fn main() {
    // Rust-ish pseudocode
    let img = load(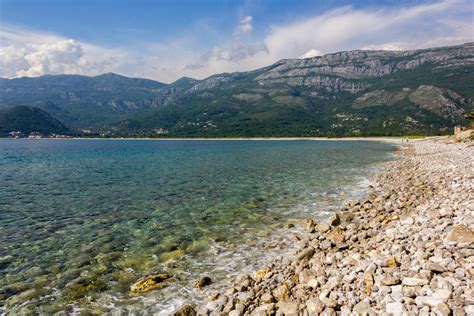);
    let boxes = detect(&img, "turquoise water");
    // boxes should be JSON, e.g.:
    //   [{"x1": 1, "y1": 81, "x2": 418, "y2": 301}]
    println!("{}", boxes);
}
[{"x1": 0, "y1": 139, "x2": 395, "y2": 314}]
